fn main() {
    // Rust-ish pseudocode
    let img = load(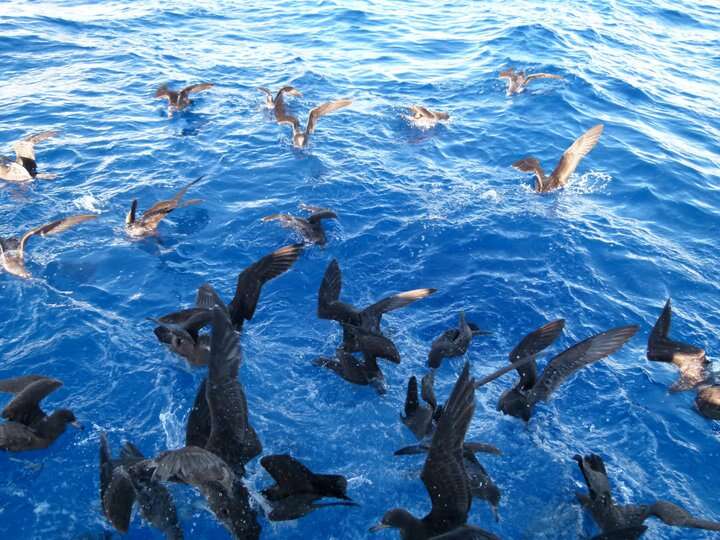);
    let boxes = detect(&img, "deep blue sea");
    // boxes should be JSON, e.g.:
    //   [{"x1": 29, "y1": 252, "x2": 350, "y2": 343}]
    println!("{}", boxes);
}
[{"x1": 1, "y1": 1, "x2": 720, "y2": 538}]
